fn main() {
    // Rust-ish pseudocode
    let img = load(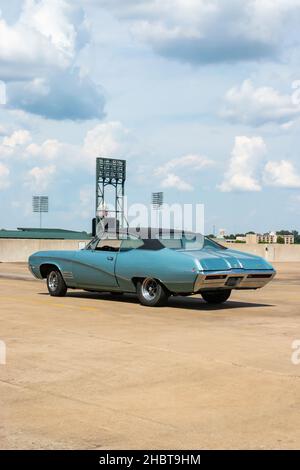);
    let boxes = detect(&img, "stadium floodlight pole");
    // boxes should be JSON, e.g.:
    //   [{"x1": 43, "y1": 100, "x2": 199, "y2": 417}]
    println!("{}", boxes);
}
[
  {"x1": 96, "y1": 158, "x2": 126, "y2": 230},
  {"x1": 32, "y1": 196, "x2": 49, "y2": 229},
  {"x1": 152, "y1": 192, "x2": 164, "y2": 228}
]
